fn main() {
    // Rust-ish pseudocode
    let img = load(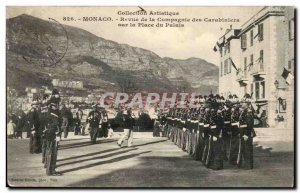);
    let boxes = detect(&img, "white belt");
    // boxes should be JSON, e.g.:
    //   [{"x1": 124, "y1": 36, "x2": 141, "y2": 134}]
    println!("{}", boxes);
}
[
  {"x1": 171, "y1": 118, "x2": 175, "y2": 121},
  {"x1": 224, "y1": 121, "x2": 230, "y2": 124},
  {"x1": 181, "y1": 121, "x2": 186, "y2": 124},
  {"x1": 204, "y1": 124, "x2": 209, "y2": 127},
  {"x1": 199, "y1": 123, "x2": 204, "y2": 126},
  {"x1": 231, "y1": 122, "x2": 238, "y2": 126},
  {"x1": 187, "y1": 119, "x2": 191, "y2": 121},
  {"x1": 210, "y1": 125, "x2": 216, "y2": 129},
  {"x1": 240, "y1": 124, "x2": 247, "y2": 128}
]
